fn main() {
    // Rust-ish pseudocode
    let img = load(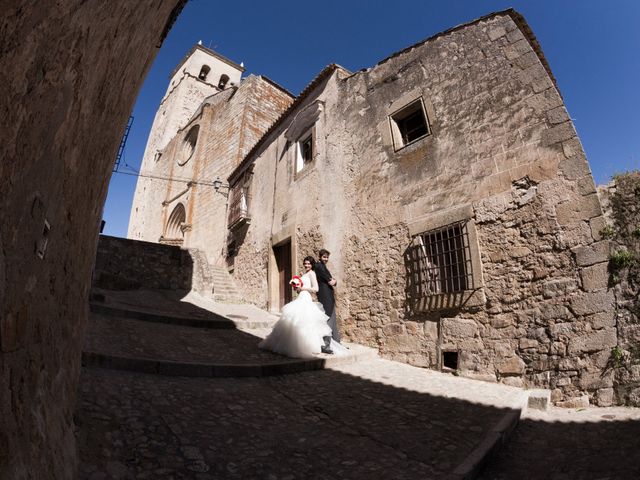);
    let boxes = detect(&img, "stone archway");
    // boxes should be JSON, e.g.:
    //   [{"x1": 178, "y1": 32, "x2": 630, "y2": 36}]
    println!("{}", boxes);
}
[
  {"x1": 0, "y1": 1, "x2": 187, "y2": 477},
  {"x1": 162, "y1": 203, "x2": 187, "y2": 245}
]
